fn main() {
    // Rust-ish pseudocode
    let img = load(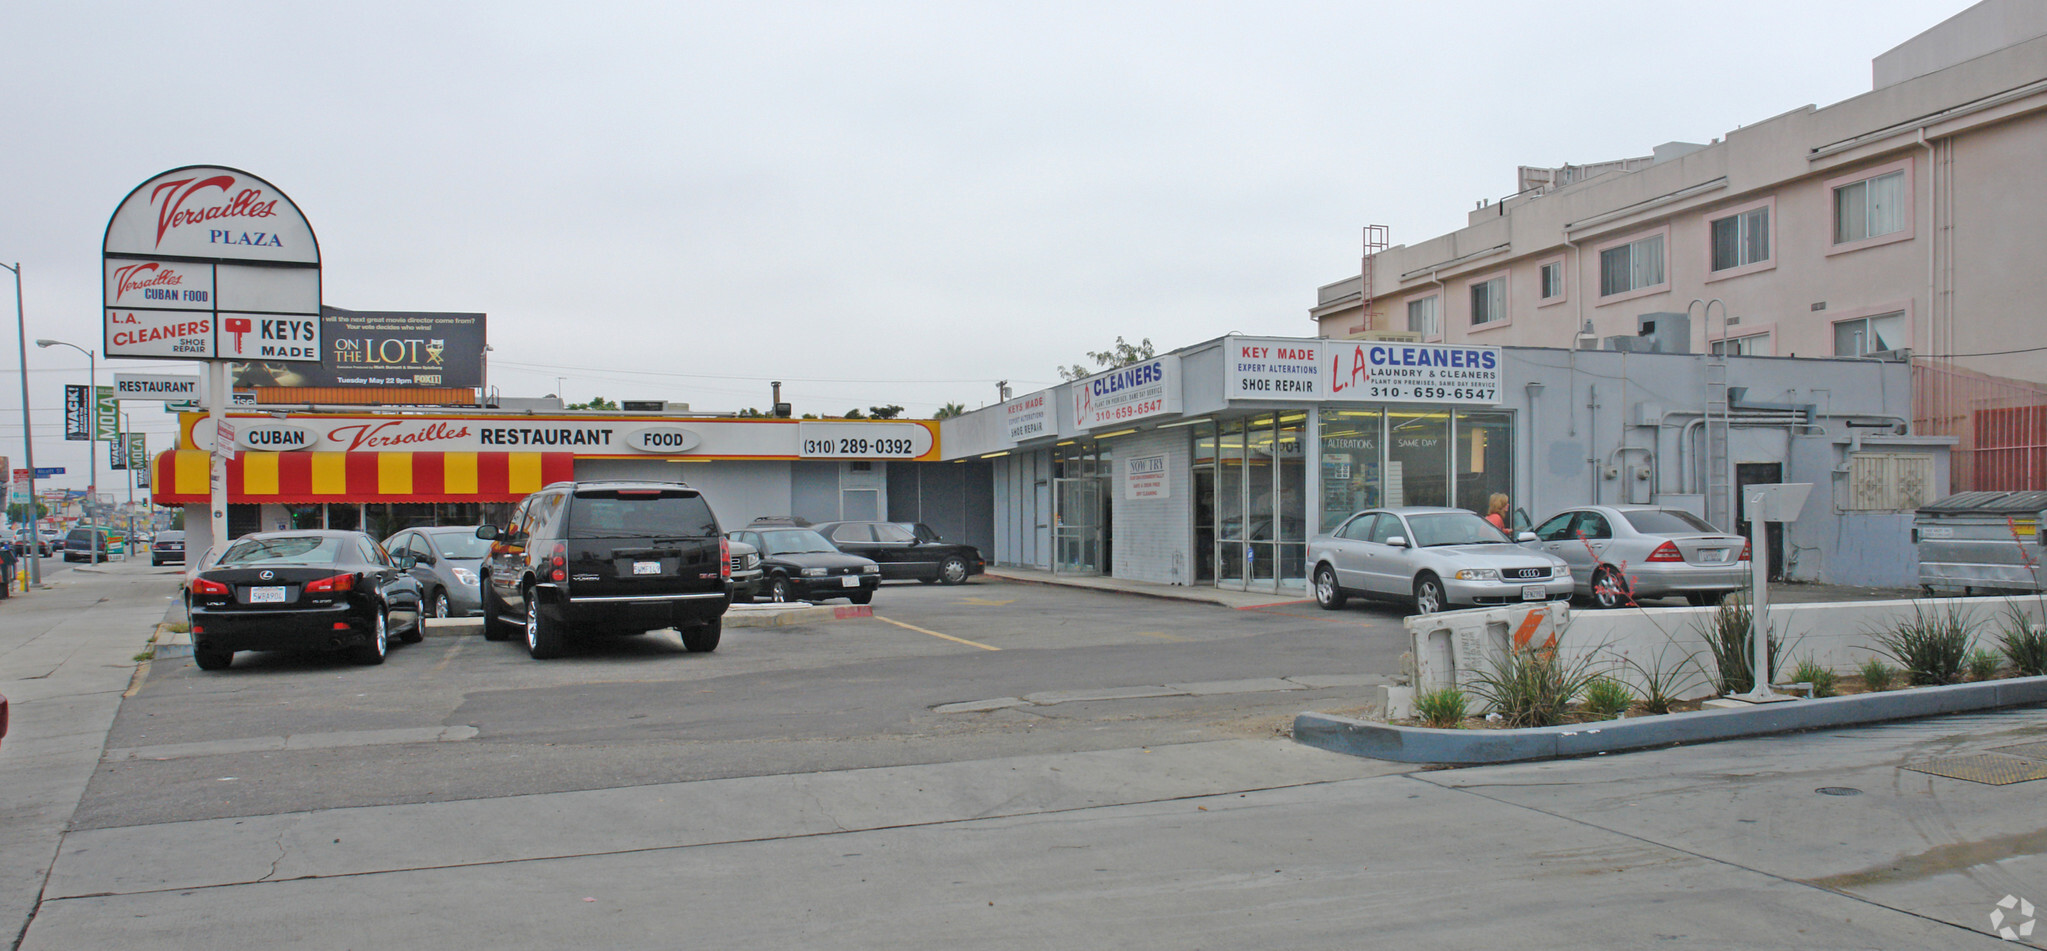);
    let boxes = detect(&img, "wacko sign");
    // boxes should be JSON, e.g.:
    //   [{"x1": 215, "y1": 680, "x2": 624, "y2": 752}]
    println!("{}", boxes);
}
[{"x1": 102, "y1": 166, "x2": 322, "y2": 362}]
